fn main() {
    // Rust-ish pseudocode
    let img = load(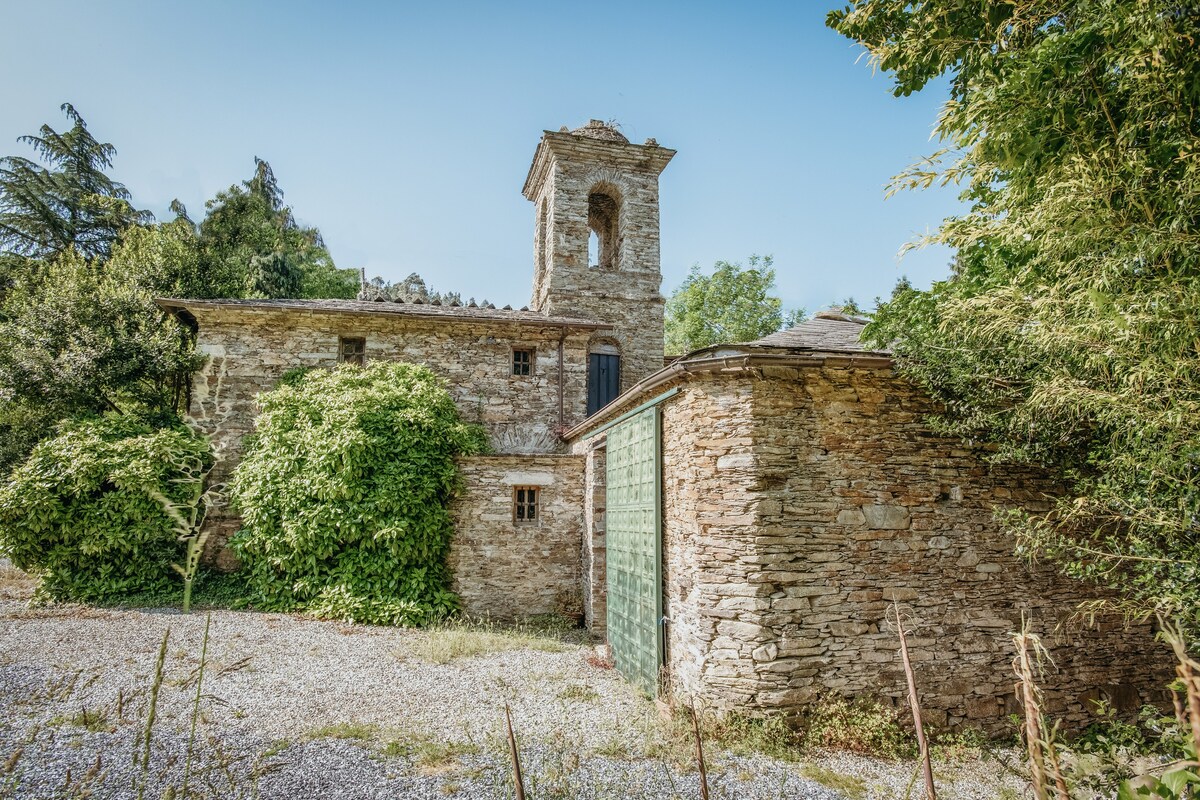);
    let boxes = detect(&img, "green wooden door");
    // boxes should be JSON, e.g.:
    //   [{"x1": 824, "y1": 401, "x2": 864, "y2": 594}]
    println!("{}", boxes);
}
[{"x1": 605, "y1": 406, "x2": 663, "y2": 696}]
